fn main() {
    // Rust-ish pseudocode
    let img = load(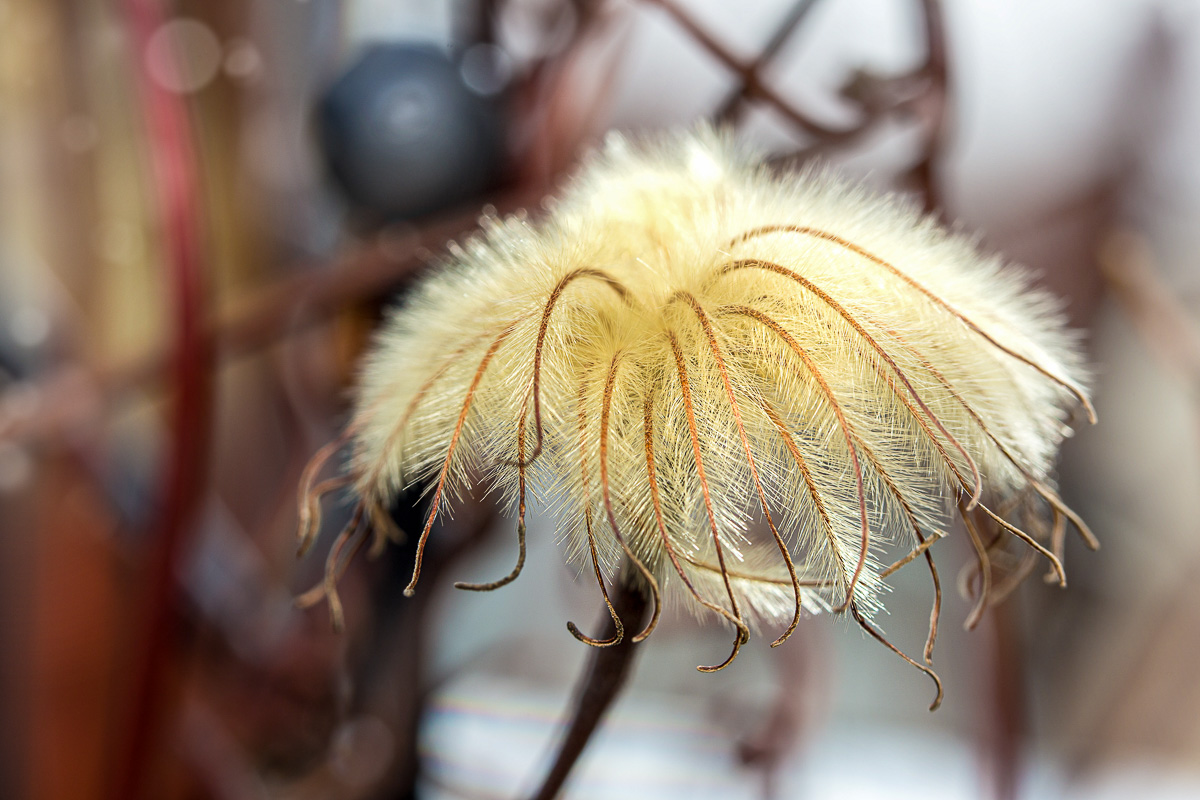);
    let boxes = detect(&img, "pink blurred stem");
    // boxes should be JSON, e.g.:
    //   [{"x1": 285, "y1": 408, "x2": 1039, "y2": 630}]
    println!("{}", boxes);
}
[{"x1": 108, "y1": 1, "x2": 212, "y2": 799}]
